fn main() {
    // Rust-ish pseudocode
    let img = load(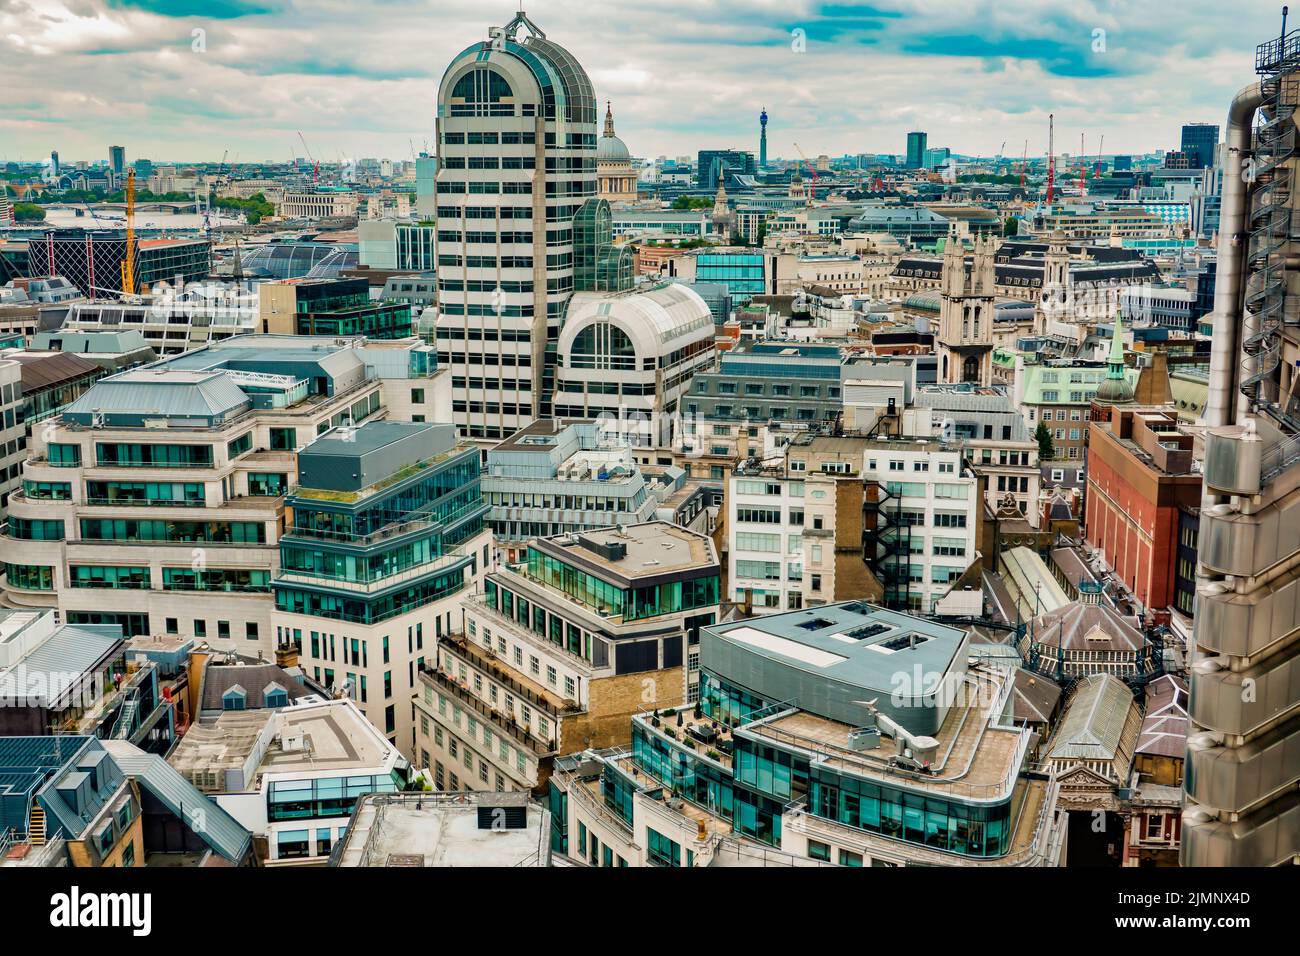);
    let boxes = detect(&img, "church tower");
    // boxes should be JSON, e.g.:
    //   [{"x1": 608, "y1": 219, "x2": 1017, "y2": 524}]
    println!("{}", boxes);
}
[
  {"x1": 936, "y1": 229, "x2": 997, "y2": 385},
  {"x1": 712, "y1": 167, "x2": 735, "y2": 241},
  {"x1": 1035, "y1": 229, "x2": 1071, "y2": 334}
]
